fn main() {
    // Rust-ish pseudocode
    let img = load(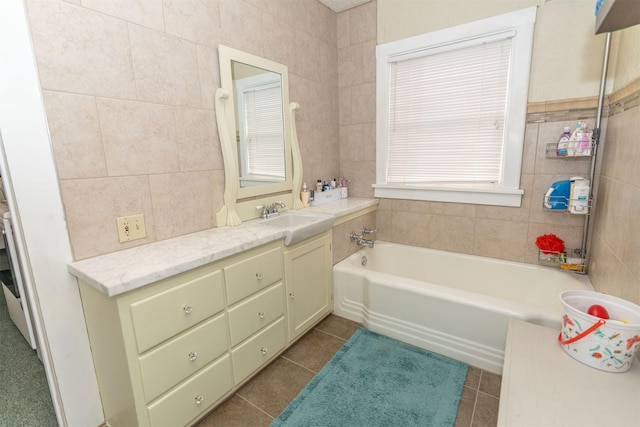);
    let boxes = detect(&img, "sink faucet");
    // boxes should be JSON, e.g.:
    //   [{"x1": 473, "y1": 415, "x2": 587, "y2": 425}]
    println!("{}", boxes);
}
[{"x1": 257, "y1": 201, "x2": 286, "y2": 219}]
